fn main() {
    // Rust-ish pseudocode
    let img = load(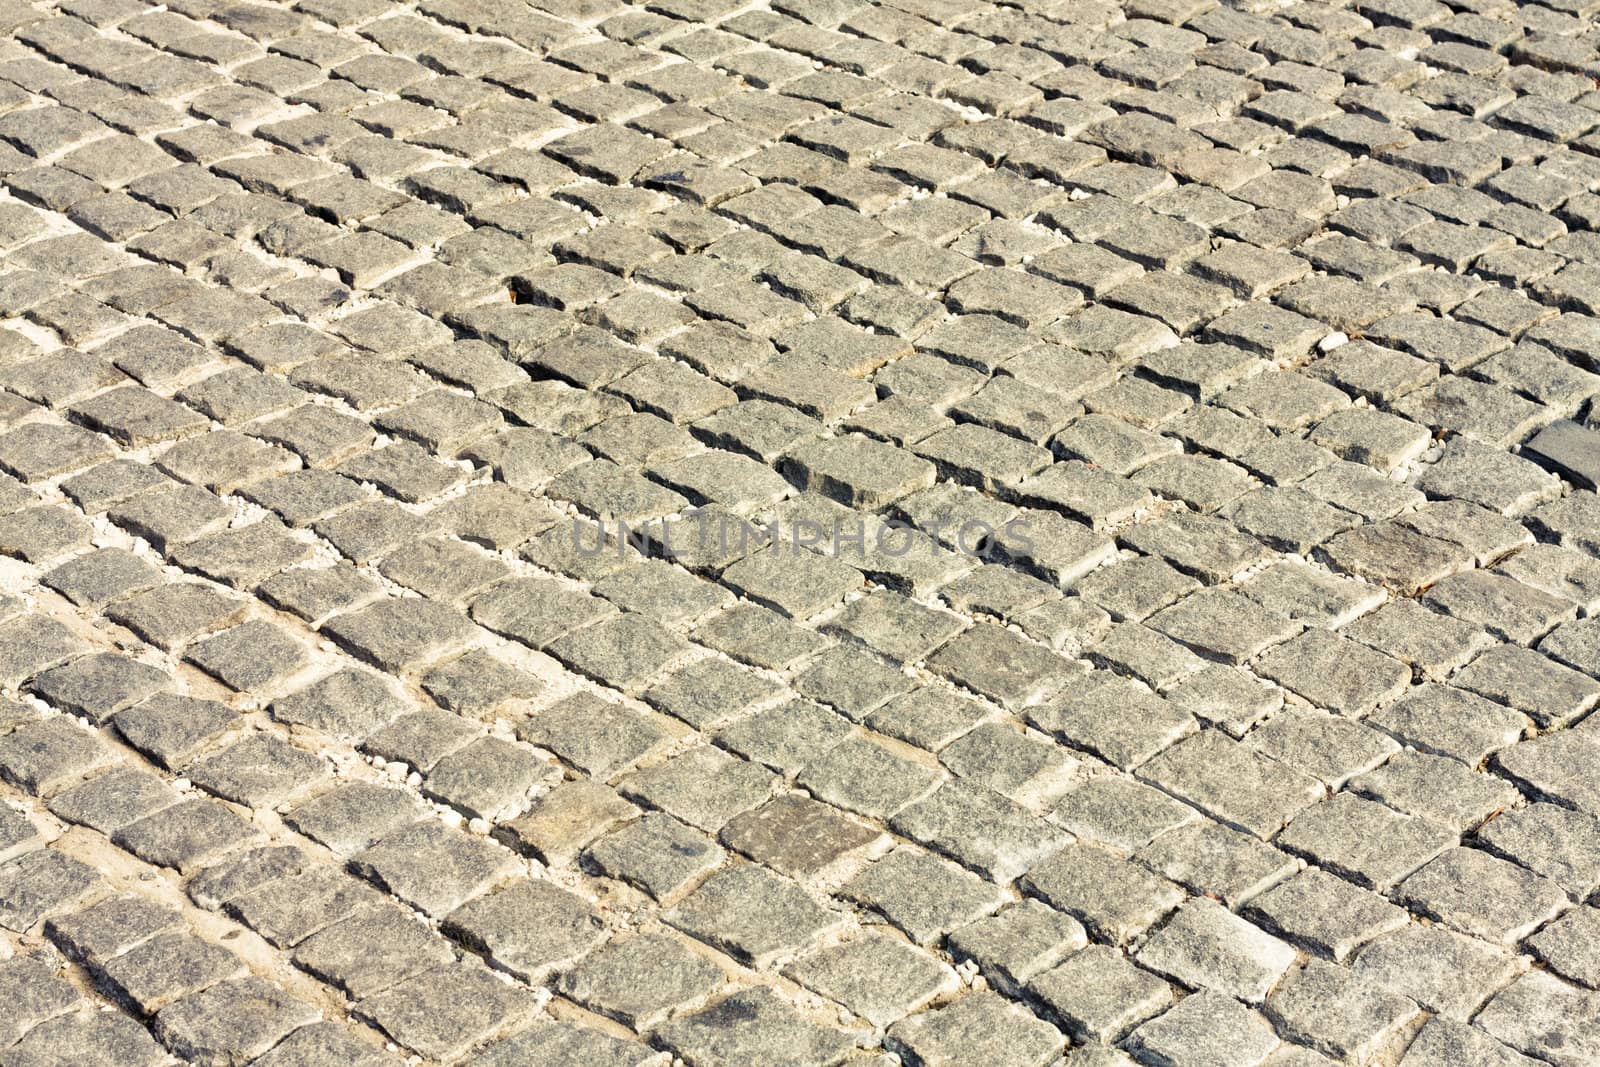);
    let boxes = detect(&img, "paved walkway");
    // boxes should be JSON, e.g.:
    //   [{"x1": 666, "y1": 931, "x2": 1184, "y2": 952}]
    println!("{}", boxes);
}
[{"x1": 0, "y1": 0, "x2": 1599, "y2": 1063}]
